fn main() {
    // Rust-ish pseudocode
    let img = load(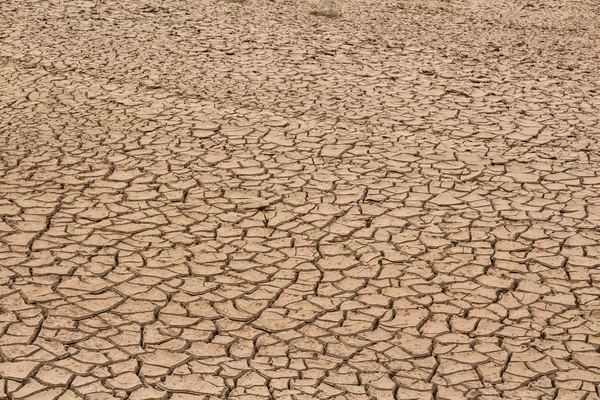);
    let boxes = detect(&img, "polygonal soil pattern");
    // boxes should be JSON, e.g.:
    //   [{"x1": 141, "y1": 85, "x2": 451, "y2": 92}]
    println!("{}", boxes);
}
[{"x1": 1, "y1": 0, "x2": 600, "y2": 398}]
